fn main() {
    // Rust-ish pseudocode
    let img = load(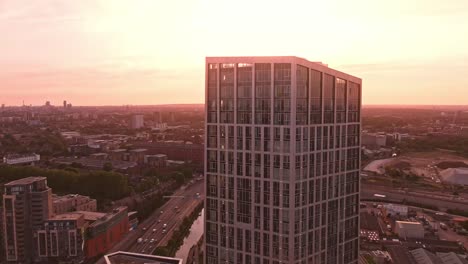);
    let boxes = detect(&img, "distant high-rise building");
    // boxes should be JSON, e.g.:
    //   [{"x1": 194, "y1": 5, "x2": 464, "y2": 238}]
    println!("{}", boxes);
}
[
  {"x1": 45, "y1": 101, "x2": 51, "y2": 107},
  {"x1": 2, "y1": 177, "x2": 53, "y2": 263},
  {"x1": 23, "y1": 111, "x2": 33, "y2": 122},
  {"x1": 63, "y1": 100, "x2": 67, "y2": 108},
  {"x1": 169, "y1": 112, "x2": 175, "y2": 123},
  {"x1": 154, "y1": 111, "x2": 162, "y2": 123},
  {"x1": 130, "y1": 114, "x2": 144, "y2": 129},
  {"x1": 1, "y1": 104, "x2": 5, "y2": 109},
  {"x1": 204, "y1": 57, "x2": 362, "y2": 264}
]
